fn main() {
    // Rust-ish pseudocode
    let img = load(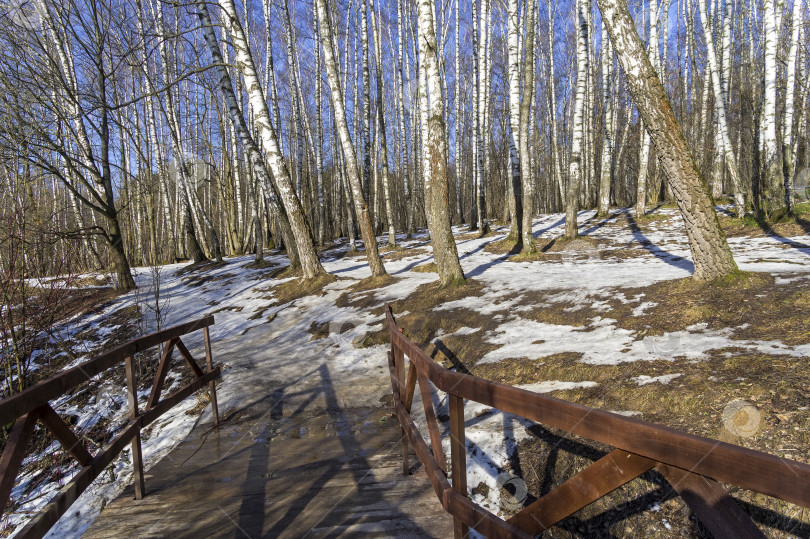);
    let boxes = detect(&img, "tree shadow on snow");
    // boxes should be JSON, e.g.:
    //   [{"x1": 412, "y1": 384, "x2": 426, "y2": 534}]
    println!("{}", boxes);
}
[{"x1": 624, "y1": 211, "x2": 695, "y2": 272}]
